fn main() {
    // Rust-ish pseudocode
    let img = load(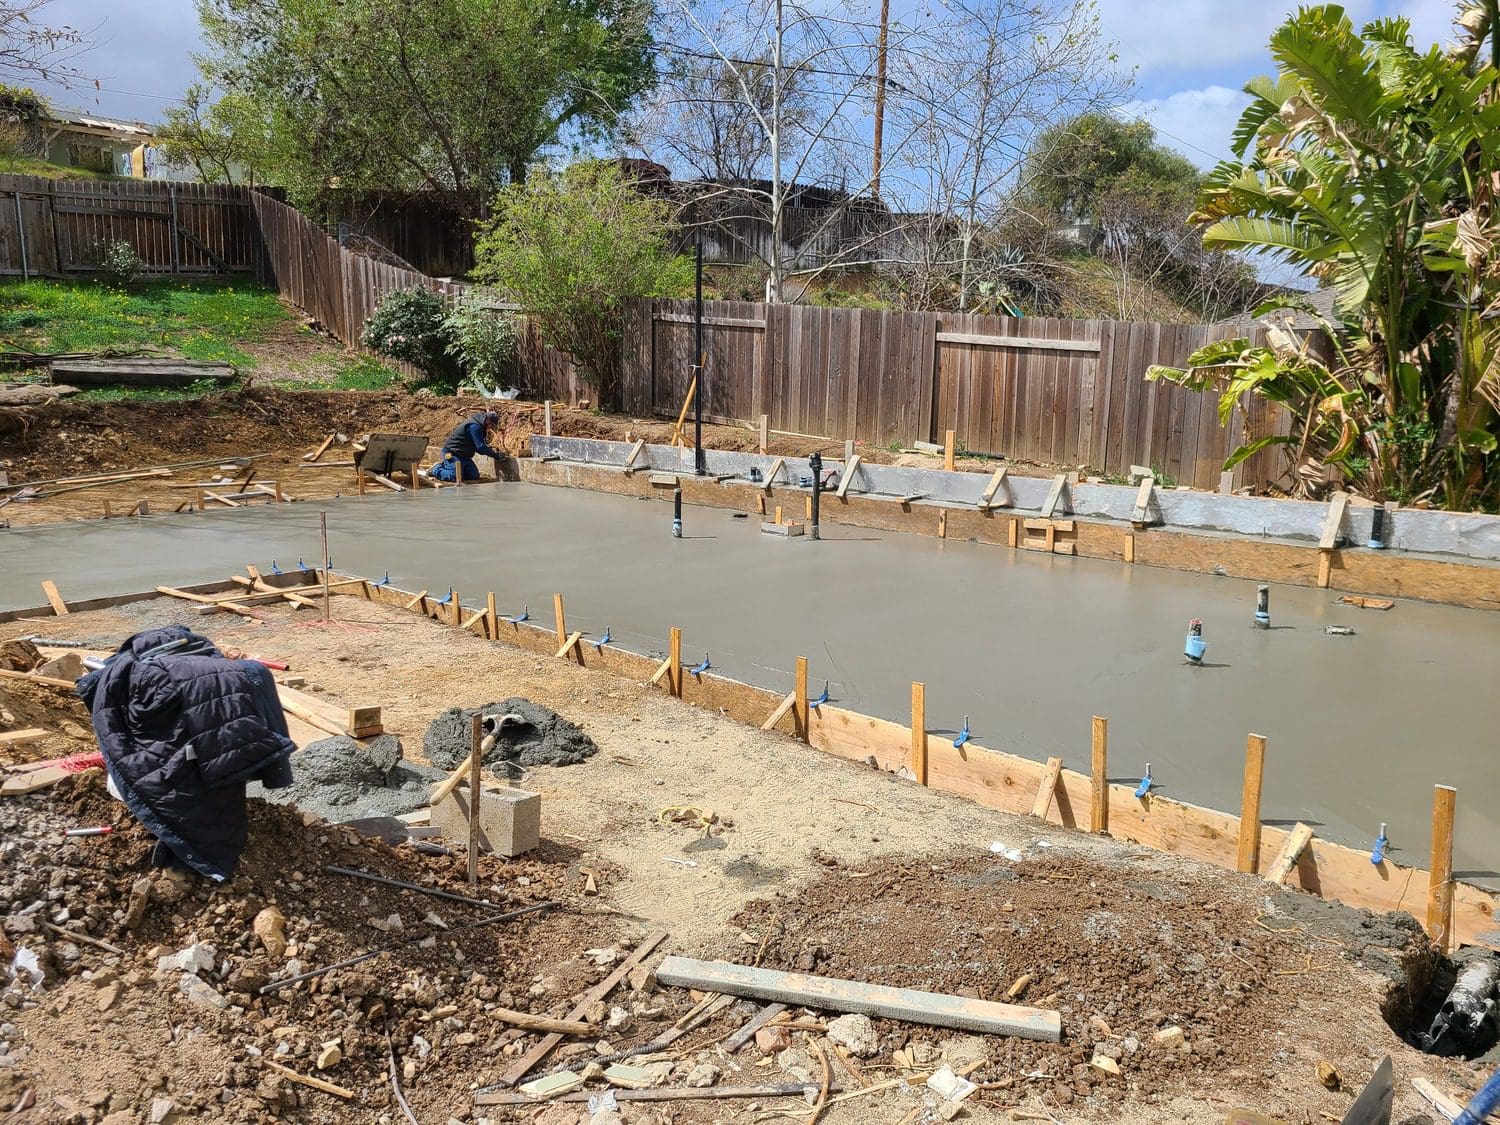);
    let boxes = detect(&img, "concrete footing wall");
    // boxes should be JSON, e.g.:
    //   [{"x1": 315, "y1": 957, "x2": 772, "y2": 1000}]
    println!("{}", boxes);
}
[{"x1": 532, "y1": 436, "x2": 1500, "y2": 562}]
